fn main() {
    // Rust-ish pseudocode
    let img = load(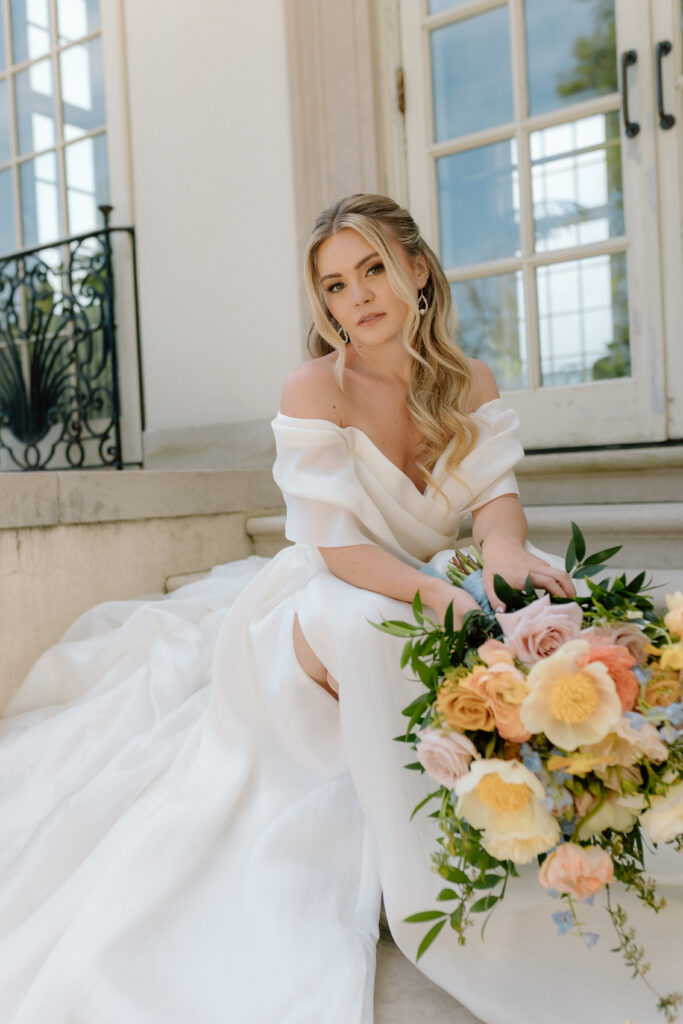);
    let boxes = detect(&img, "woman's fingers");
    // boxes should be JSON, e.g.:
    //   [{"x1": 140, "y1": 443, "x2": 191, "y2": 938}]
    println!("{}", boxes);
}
[{"x1": 482, "y1": 563, "x2": 576, "y2": 610}]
